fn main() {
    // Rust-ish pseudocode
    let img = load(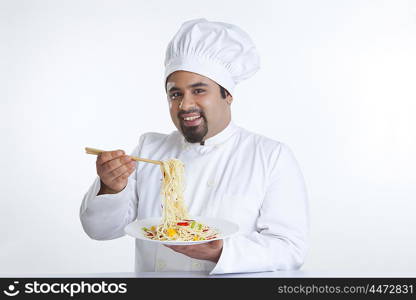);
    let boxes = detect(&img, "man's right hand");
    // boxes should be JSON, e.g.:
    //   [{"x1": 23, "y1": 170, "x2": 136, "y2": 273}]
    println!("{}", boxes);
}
[{"x1": 96, "y1": 150, "x2": 136, "y2": 195}]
